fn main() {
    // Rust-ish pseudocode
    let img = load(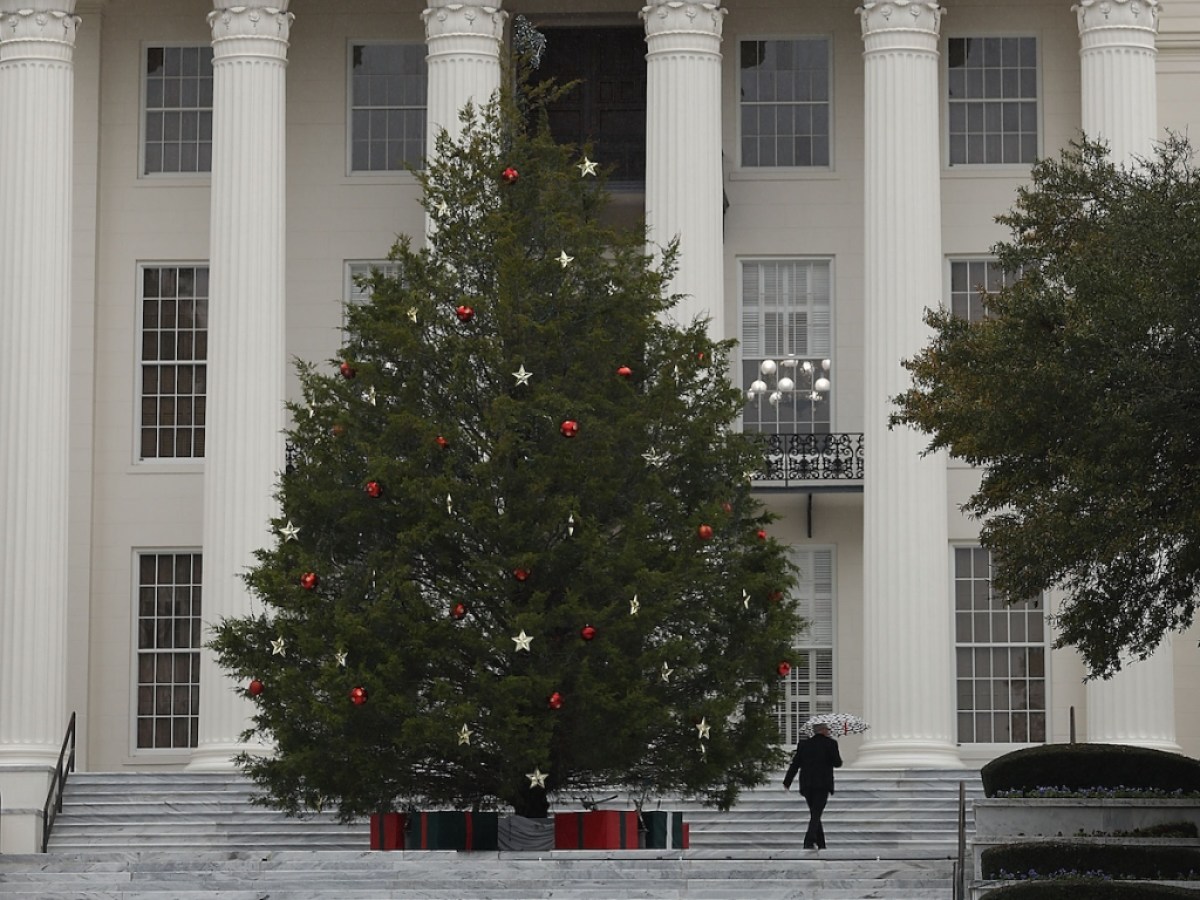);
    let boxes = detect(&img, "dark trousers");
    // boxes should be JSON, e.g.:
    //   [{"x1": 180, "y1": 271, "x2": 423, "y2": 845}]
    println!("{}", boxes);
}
[{"x1": 802, "y1": 790, "x2": 829, "y2": 848}]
